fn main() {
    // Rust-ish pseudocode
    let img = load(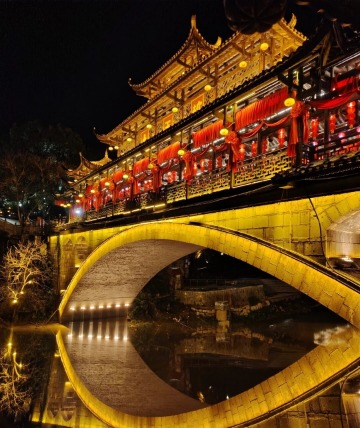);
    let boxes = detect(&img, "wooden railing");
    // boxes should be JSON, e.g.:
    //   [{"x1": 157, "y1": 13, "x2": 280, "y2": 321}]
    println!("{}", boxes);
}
[{"x1": 69, "y1": 129, "x2": 360, "y2": 224}]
